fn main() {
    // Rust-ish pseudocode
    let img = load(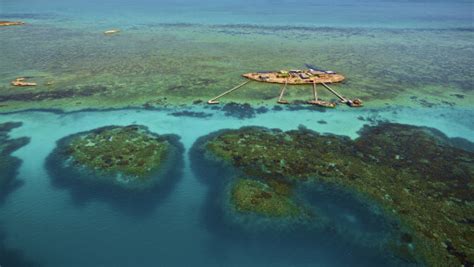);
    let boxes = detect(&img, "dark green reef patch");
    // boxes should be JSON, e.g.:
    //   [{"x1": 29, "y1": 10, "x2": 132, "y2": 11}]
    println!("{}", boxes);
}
[
  {"x1": 168, "y1": 110, "x2": 213, "y2": 118},
  {"x1": 191, "y1": 128, "x2": 400, "y2": 259},
  {"x1": 46, "y1": 125, "x2": 183, "y2": 215},
  {"x1": 0, "y1": 123, "x2": 35, "y2": 264},
  {"x1": 221, "y1": 102, "x2": 258, "y2": 119},
  {"x1": 0, "y1": 85, "x2": 106, "y2": 103},
  {"x1": 191, "y1": 123, "x2": 474, "y2": 266},
  {"x1": 0, "y1": 122, "x2": 30, "y2": 203}
]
